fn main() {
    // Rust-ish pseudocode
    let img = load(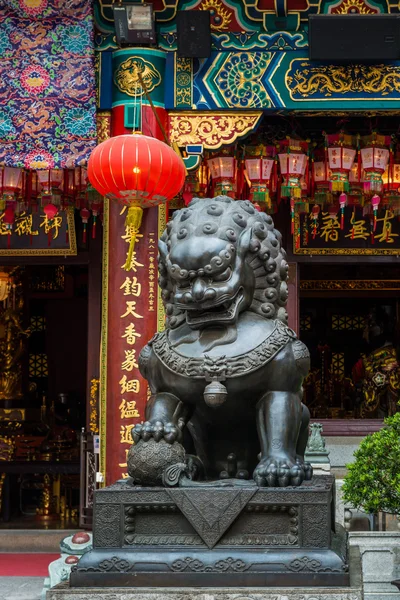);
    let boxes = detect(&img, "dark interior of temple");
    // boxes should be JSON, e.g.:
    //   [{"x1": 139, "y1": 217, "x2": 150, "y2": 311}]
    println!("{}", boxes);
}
[
  {"x1": 299, "y1": 264, "x2": 400, "y2": 420},
  {"x1": 0, "y1": 265, "x2": 88, "y2": 527}
]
